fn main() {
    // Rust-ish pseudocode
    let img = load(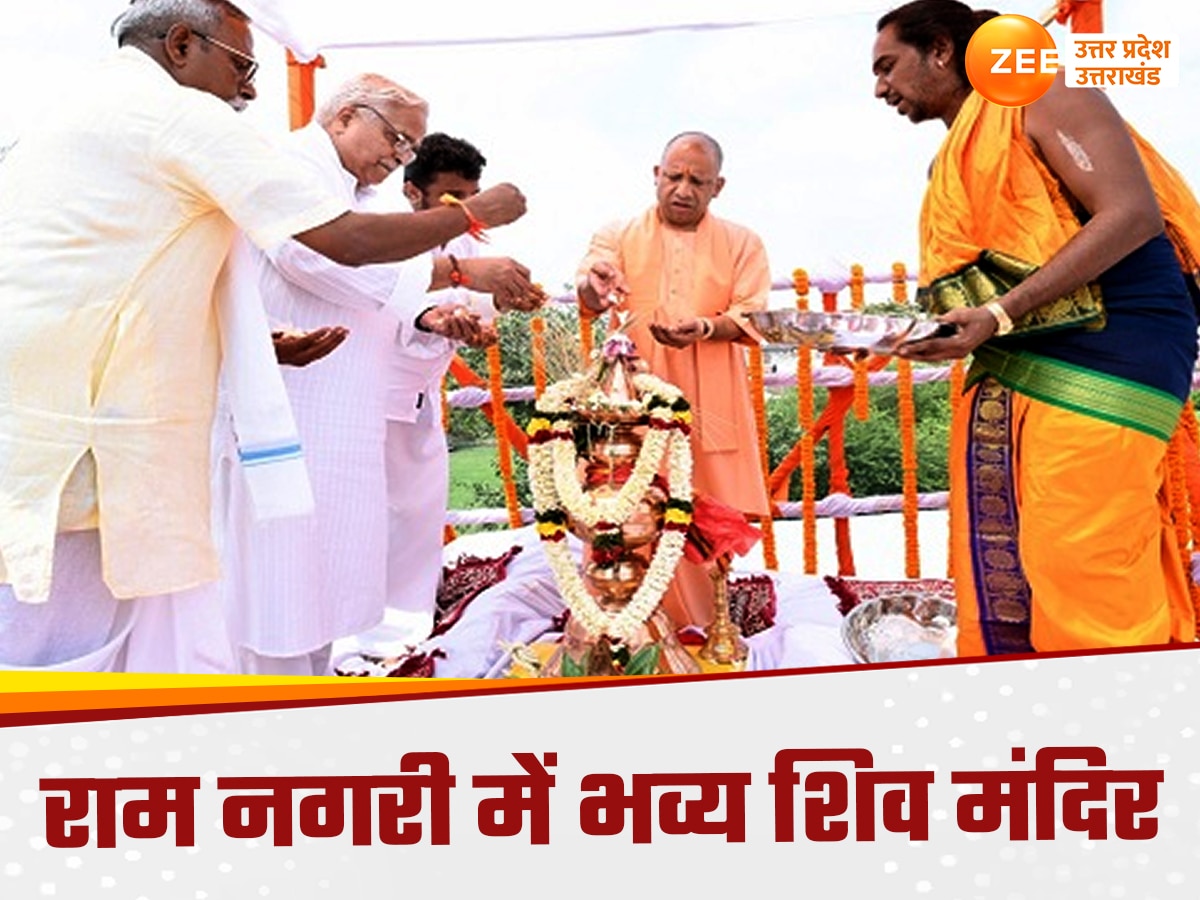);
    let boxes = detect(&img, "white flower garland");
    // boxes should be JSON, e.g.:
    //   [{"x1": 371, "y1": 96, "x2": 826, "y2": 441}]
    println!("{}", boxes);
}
[
  {"x1": 530, "y1": 431, "x2": 692, "y2": 641},
  {"x1": 528, "y1": 368, "x2": 694, "y2": 641},
  {"x1": 550, "y1": 425, "x2": 669, "y2": 528}
]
